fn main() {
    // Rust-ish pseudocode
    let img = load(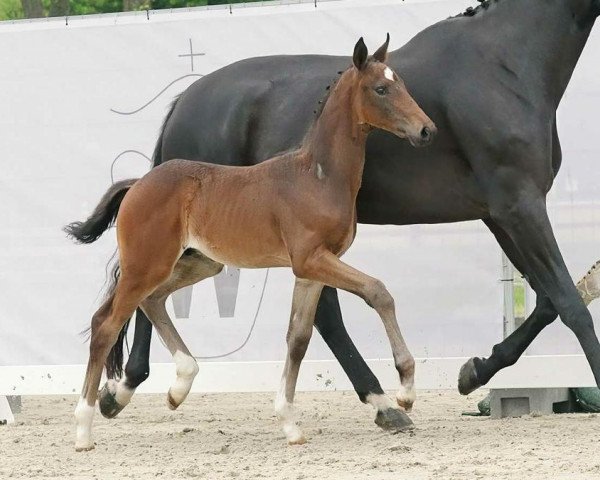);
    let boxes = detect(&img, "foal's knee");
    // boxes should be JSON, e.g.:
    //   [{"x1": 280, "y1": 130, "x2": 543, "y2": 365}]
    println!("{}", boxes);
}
[
  {"x1": 363, "y1": 279, "x2": 395, "y2": 313},
  {"x1": 287, "y1": 329, "x2": 312, "y2": 363}
]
